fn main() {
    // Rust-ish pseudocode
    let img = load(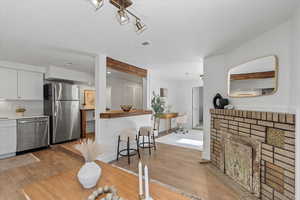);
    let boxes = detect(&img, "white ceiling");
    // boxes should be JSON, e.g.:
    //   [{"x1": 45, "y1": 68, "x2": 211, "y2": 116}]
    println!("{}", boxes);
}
[{"x1": 0, "y1": 0, "x2": 297, "y2": 79}]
